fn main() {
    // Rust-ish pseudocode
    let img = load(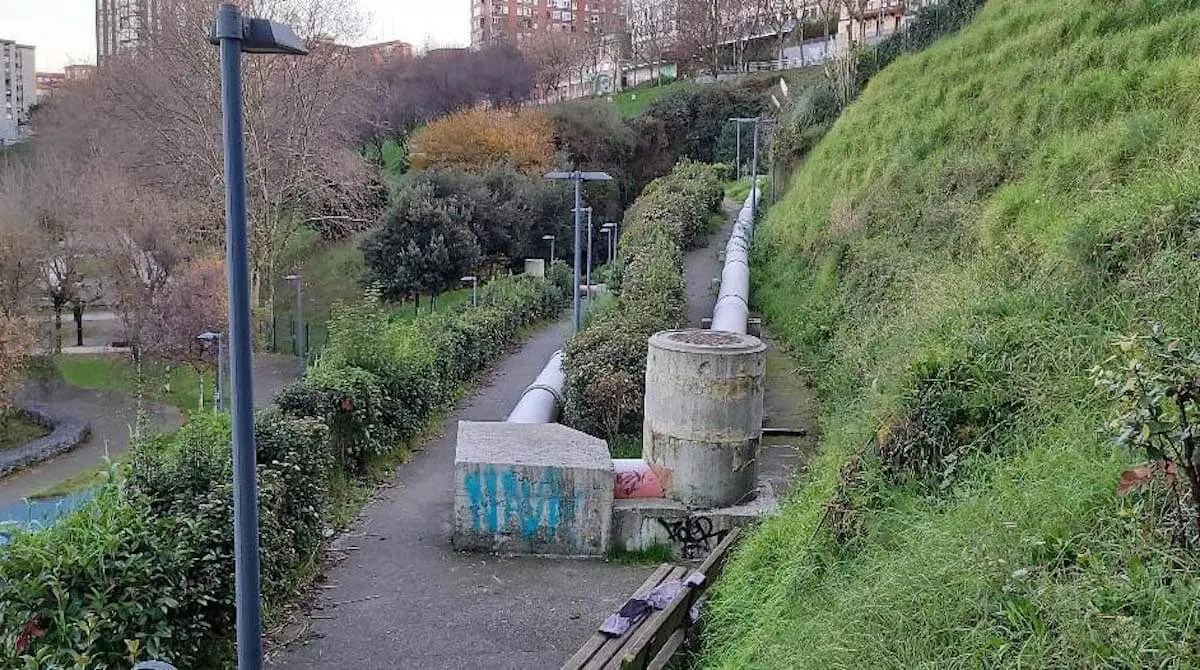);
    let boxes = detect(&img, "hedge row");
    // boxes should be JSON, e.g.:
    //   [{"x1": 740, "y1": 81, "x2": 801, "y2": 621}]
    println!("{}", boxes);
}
[
  {"x1": 0, "y1": 271, "x2": 570, "y2": 668},
  {"x1": 563, "y1": 160, "x2": 724, "y2": 438}
]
